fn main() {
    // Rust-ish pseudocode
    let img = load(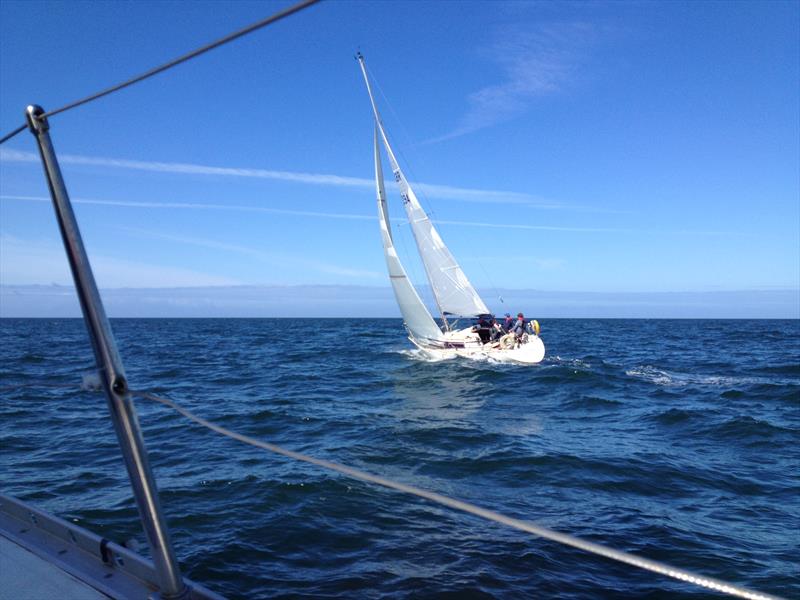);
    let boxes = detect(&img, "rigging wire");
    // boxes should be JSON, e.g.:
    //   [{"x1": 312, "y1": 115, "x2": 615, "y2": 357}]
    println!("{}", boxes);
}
[
  {"x1": 120, "y1": 387, "x2": 778, "y2": 600},
  {"x1": 476, "y1": 259, "x2": 505, "y2": 307},
  {"x1": 0, "y1": 124, "x2": 27, "y2": 146},
  {"x1": 0, "y1": 0, "x2": 322, "y2": 145}
]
